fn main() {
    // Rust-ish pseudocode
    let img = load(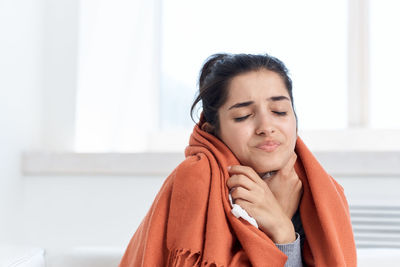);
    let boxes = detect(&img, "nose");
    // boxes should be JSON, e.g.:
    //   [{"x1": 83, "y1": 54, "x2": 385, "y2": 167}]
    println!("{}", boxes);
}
[{"x1": 255, "y1": 113, "x2": 275, "y2": 136}]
